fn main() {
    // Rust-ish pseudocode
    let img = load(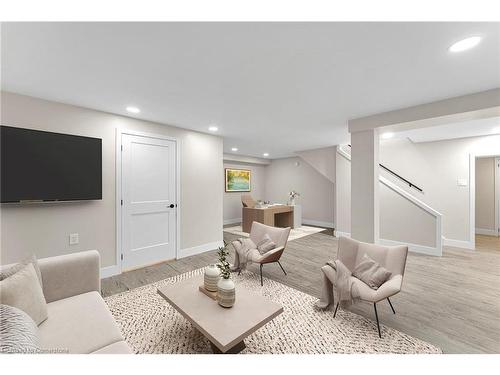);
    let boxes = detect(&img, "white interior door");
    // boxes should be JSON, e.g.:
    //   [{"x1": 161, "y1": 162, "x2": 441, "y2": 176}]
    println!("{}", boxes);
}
[{"x1": 121, "y1": 133, "x2": 177, "y2": 270}]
